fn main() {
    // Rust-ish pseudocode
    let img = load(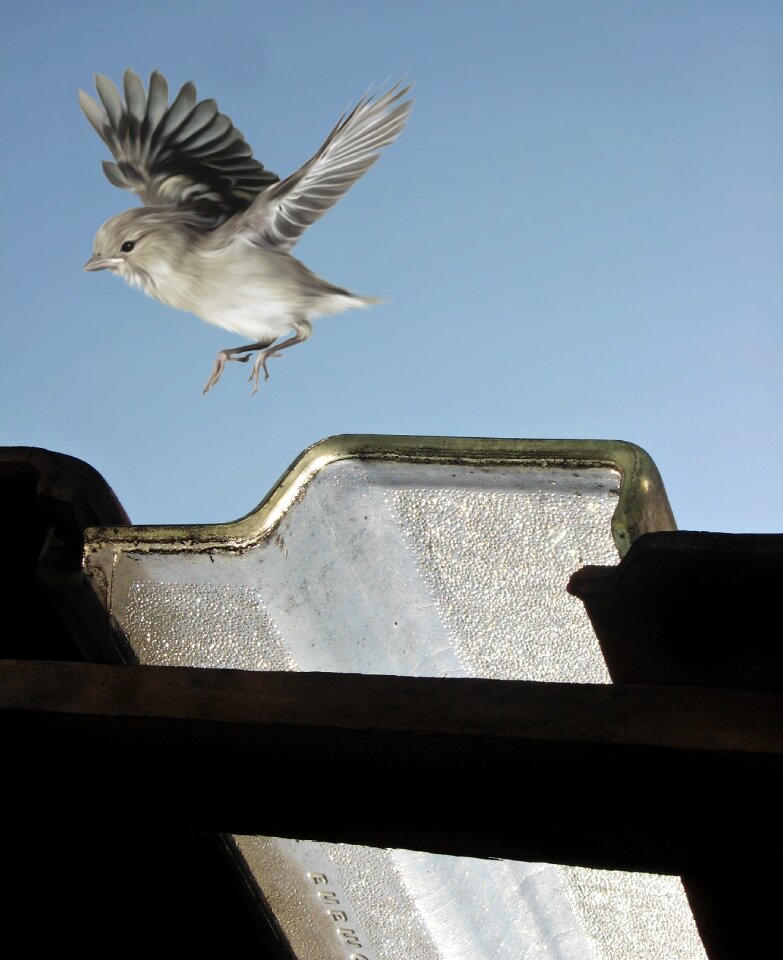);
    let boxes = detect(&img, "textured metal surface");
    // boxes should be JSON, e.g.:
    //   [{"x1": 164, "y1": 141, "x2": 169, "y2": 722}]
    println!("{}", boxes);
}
[
  {"x1": 109, "y1": 461, "x2": 616, "y2": 681},
  {"x1": 83, "y1": 437, "x2": 701, "y2": 960},
  {"x1": 233, "y1": 840, "x2": 705, "y2": 960}
]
